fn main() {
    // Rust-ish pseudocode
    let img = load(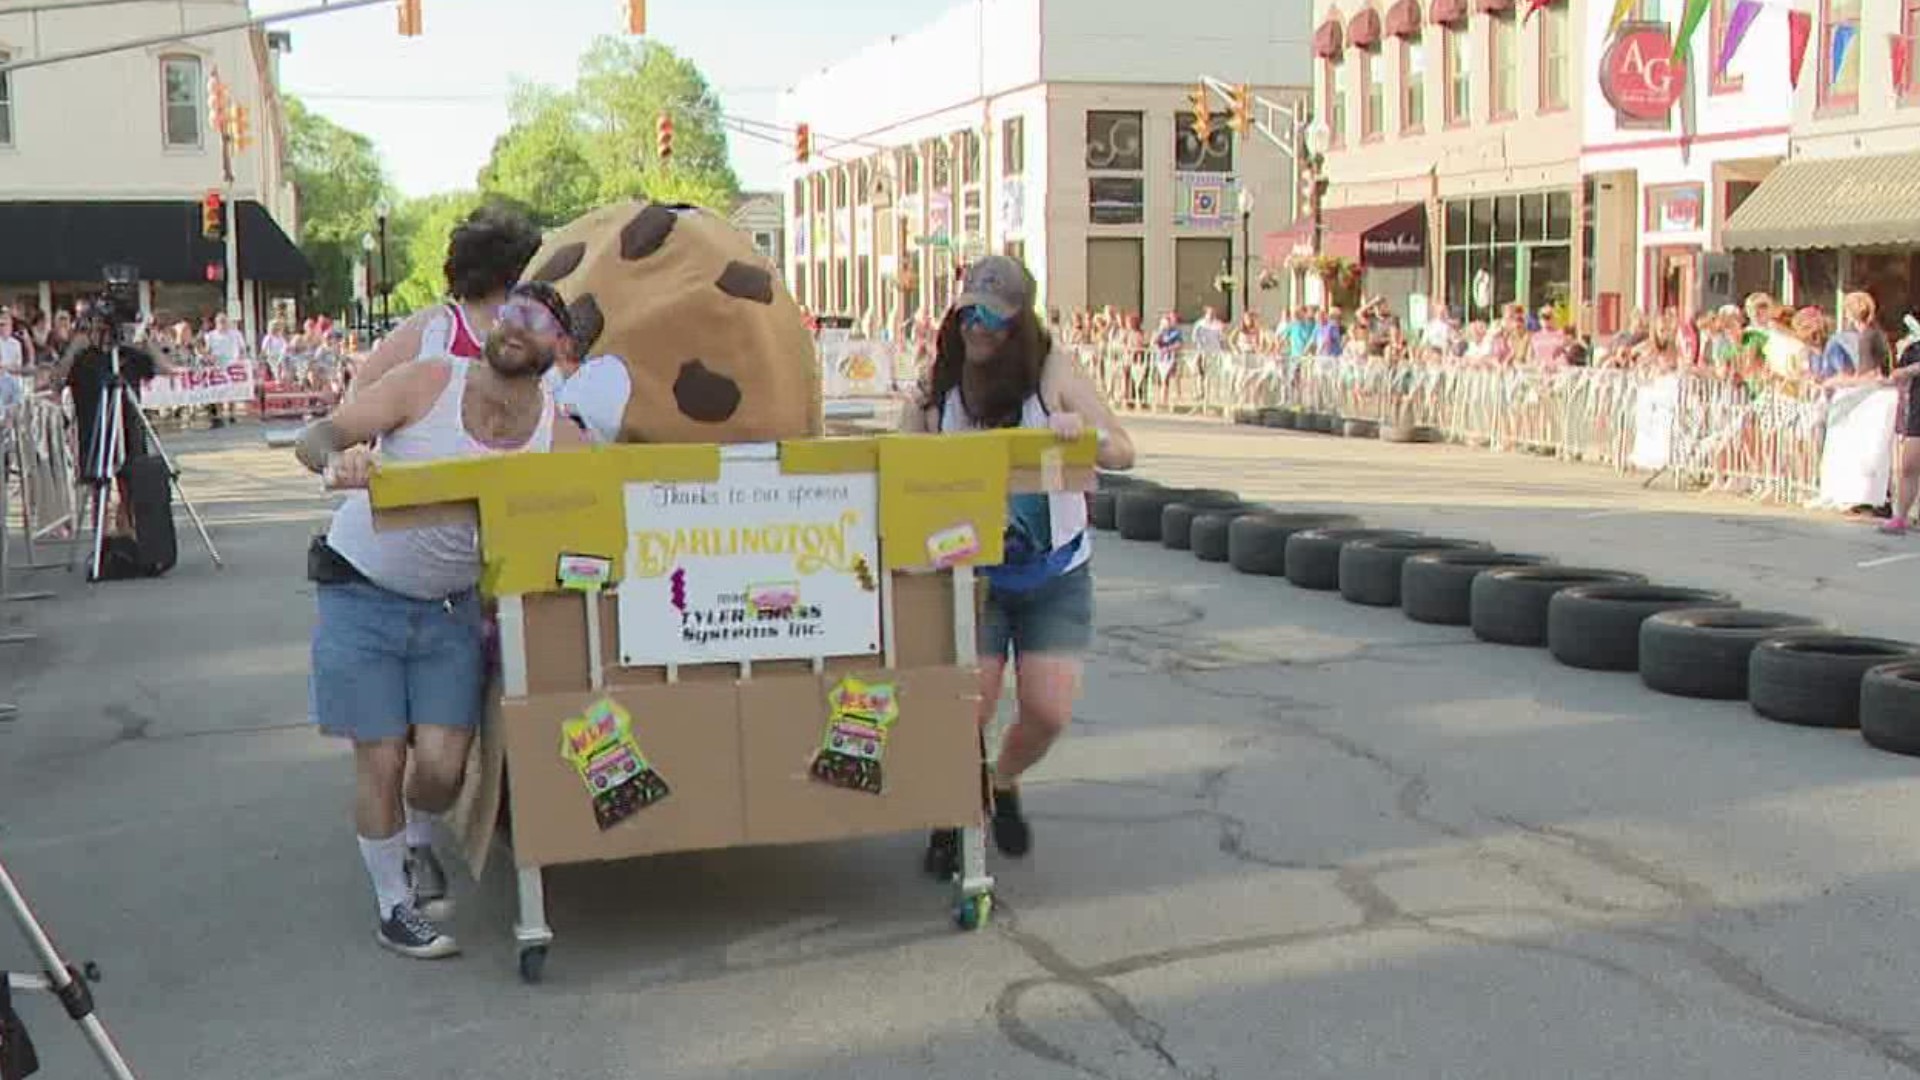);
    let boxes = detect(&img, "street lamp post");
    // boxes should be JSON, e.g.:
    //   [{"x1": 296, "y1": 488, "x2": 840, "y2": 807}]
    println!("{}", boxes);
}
[
  {"x1": 1236, "y1": 188, "x2": 1254, "y2": 315},
  {"x1": 1302, "y1": 119, "x2": 1333, "y2": 305},
  {"x1": 360, "y1": 232, "x2": 375, "y2": 337},
  {"x1": 374, "y1": 197, "x2": 392, "y2": 329}
]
